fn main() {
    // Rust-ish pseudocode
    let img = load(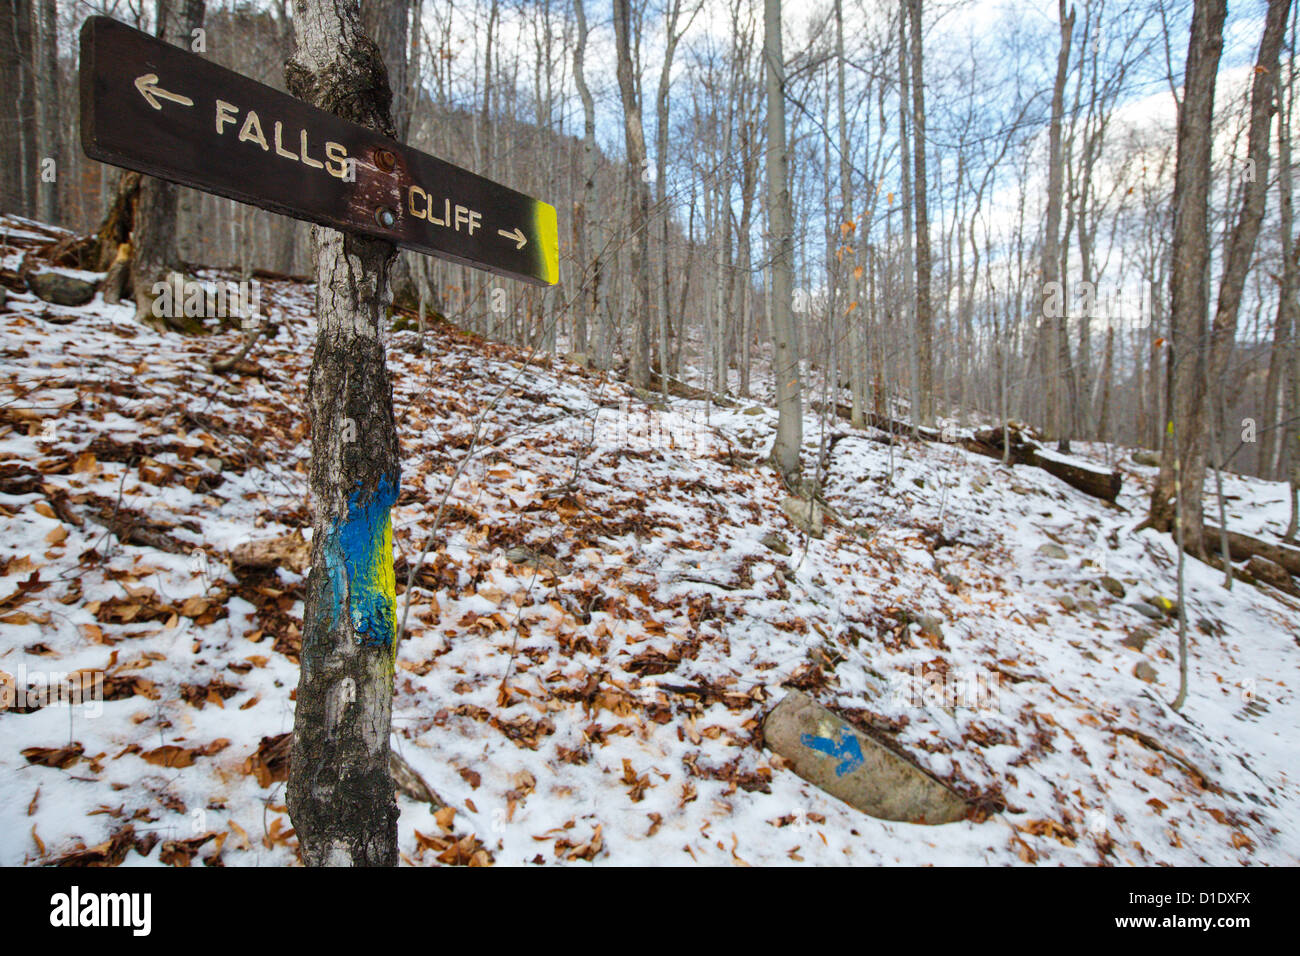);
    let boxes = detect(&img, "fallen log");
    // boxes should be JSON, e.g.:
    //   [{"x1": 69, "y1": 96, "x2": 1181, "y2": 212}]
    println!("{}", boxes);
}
[
  {"x1": 250, "y1": 266, "x2": 312, "y2": 284},
  {"x1": 1023, "y1": 448, "x2": 1122, "y2": 503},
  {"x1": 970, "y1": 424, "x2": 1122, "y2": 503},
  {"x1": 819, "y1": 405, "x2": 1124, "y2": 503},
  {"x1": 646, "y1": 372, "x2": 737, "y2": 407},
  {"x1": 1204, "y1": 525, "x2": 1300, "y2": 577}
]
